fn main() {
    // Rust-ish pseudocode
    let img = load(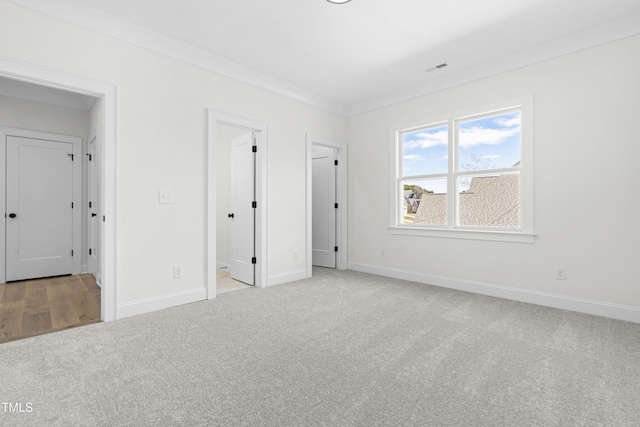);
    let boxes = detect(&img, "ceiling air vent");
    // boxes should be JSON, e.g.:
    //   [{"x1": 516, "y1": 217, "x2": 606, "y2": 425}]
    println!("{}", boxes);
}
[{"x1": 426, "y1": 63, "x2": 449, "y2": 72}]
